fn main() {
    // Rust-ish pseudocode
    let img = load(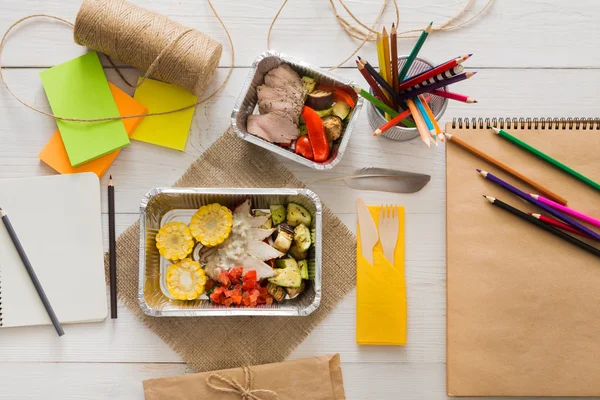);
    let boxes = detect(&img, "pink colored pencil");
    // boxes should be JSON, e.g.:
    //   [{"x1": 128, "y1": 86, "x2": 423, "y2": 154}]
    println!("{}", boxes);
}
[
  {"x1": 530, "y1": 194, "x2": 600, "y2": 228},
  {"x1": 529, "y1": 213, "x2": 594, "y2": 240},
  {"x1": 428, "y1": 89, "x2": 477, "y2": 104}
]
